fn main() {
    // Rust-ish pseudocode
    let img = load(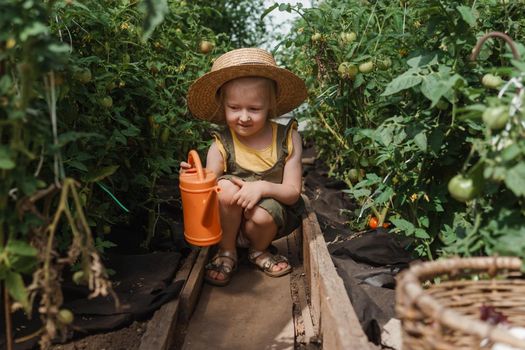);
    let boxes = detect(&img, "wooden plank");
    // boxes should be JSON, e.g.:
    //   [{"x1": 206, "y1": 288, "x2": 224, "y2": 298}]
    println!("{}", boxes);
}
[
  {"x1": 288, "y1": 228, "x2": 318, "y2": 347},
  {"x1": 296, "y1": 268, "x2": 317, "y2": 344},
  {"x1": 302, "y1": 197, "x2": 373, "y2": 350},
  {"x1": 179, "y1": 246, "x2": 209, "y2": 323},
  {"x1": 302, "y1": 202, "x2": 321, "y2": 335},
  {"x1": 138, "y1": 249, "x2": 199, "y2": 350}
]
